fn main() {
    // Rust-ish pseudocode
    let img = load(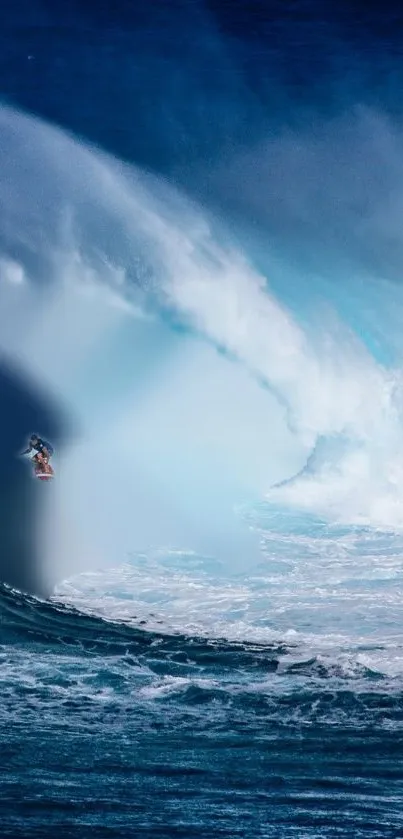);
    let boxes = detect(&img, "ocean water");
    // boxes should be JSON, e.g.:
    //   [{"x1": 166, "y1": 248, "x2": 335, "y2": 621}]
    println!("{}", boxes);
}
[
  {"x1": 2, "y1": 519, "x2": 403, "y2": 837},
  {"x1": 1, "y1": 1, "x2": 403, "y2": 836}
]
